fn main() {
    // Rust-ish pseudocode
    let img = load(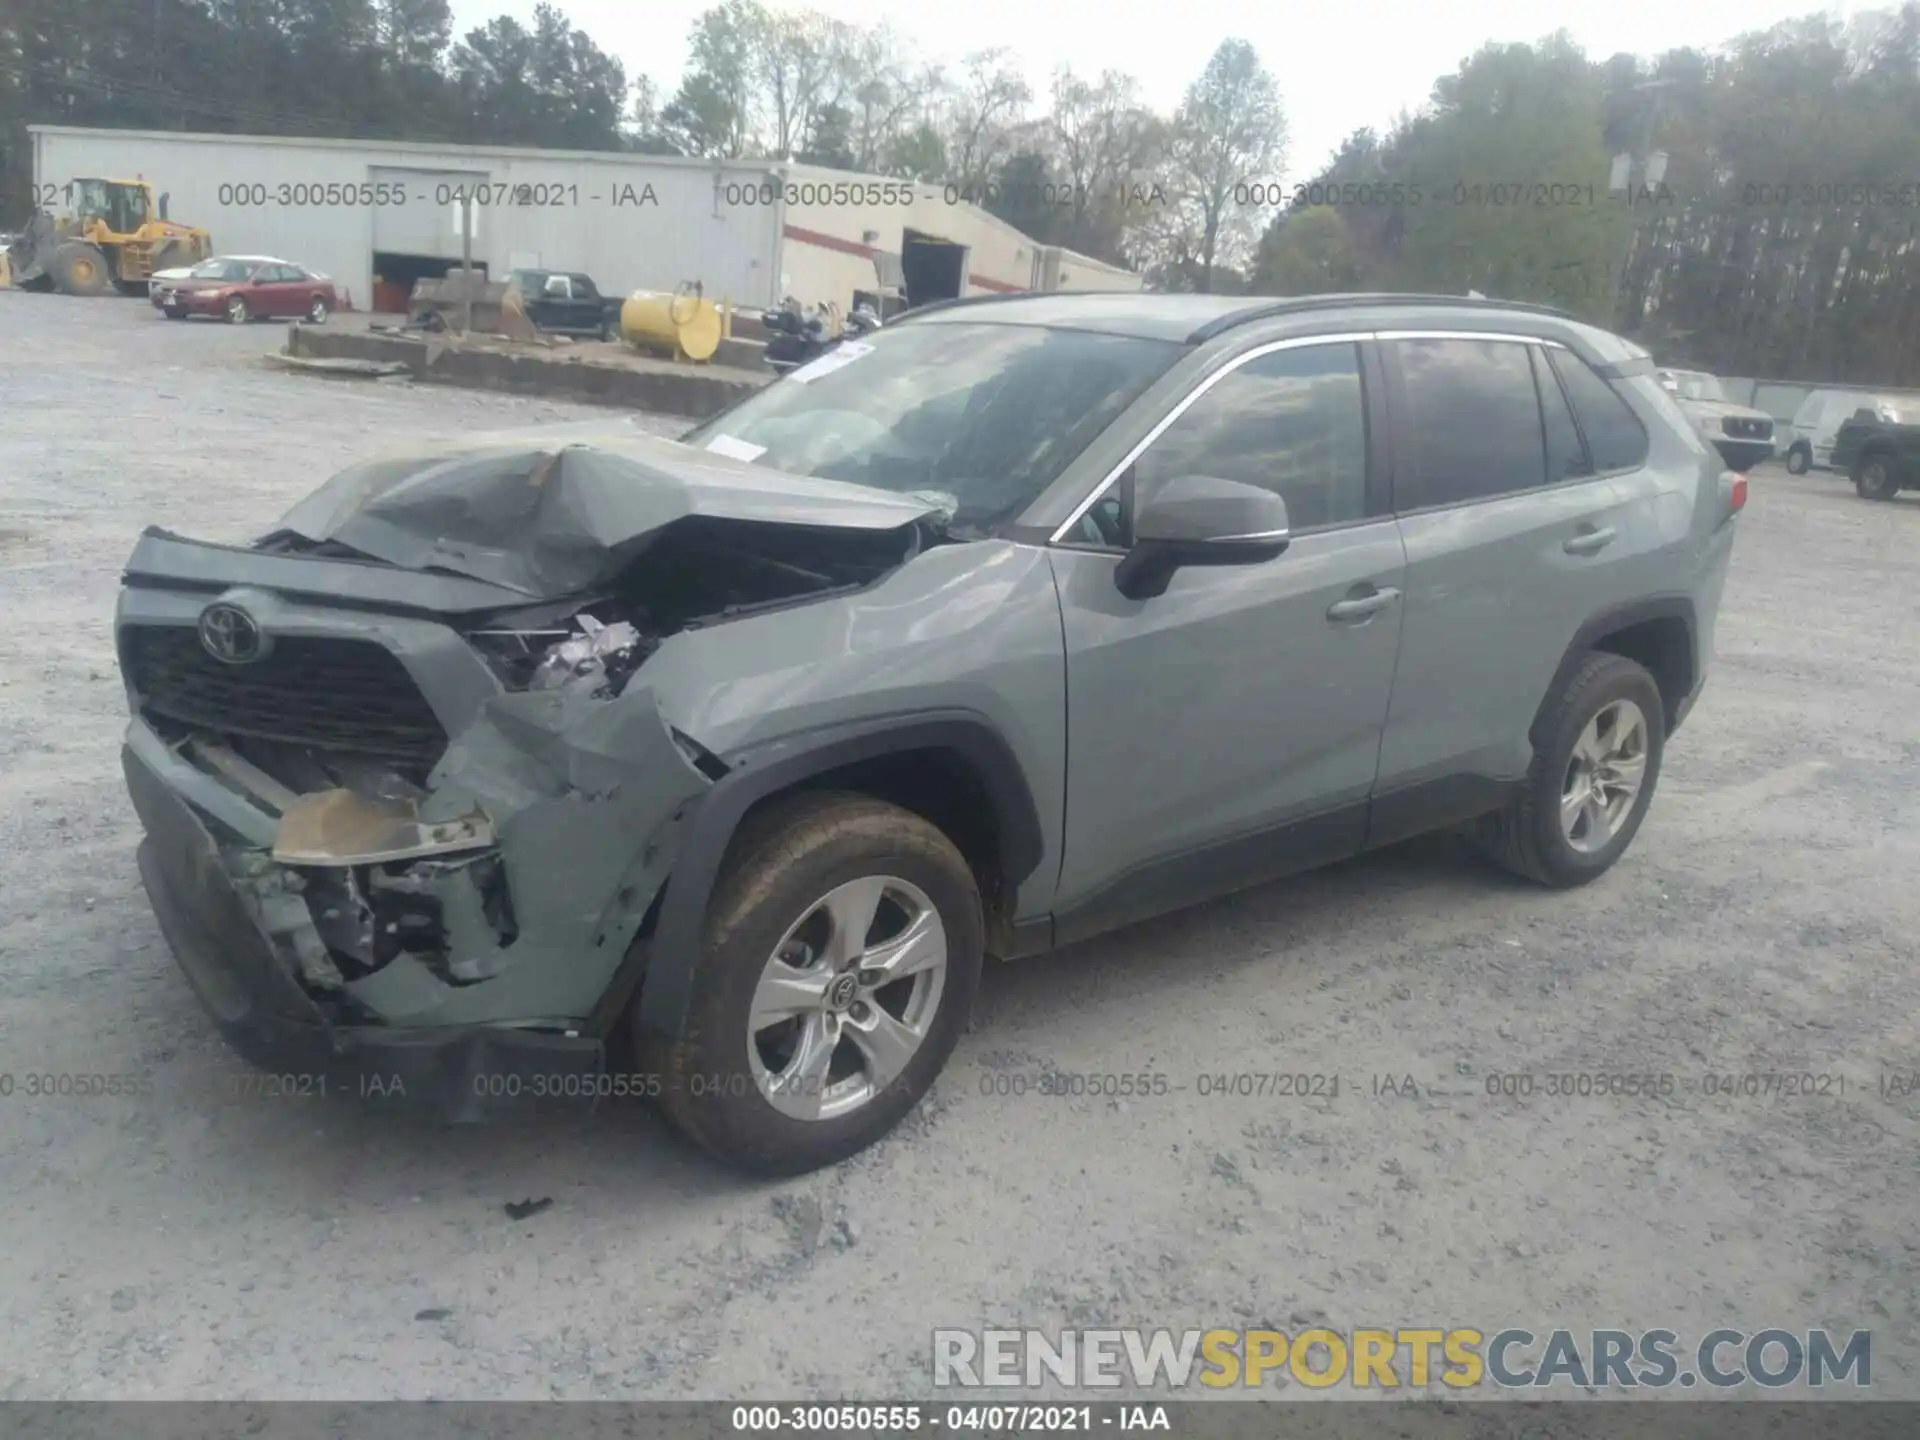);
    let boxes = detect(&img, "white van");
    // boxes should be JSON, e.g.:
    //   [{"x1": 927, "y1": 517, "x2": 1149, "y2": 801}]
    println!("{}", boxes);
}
[{"x1": 1784, "y1": 389, "x2": 1920, "y2": 473}]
